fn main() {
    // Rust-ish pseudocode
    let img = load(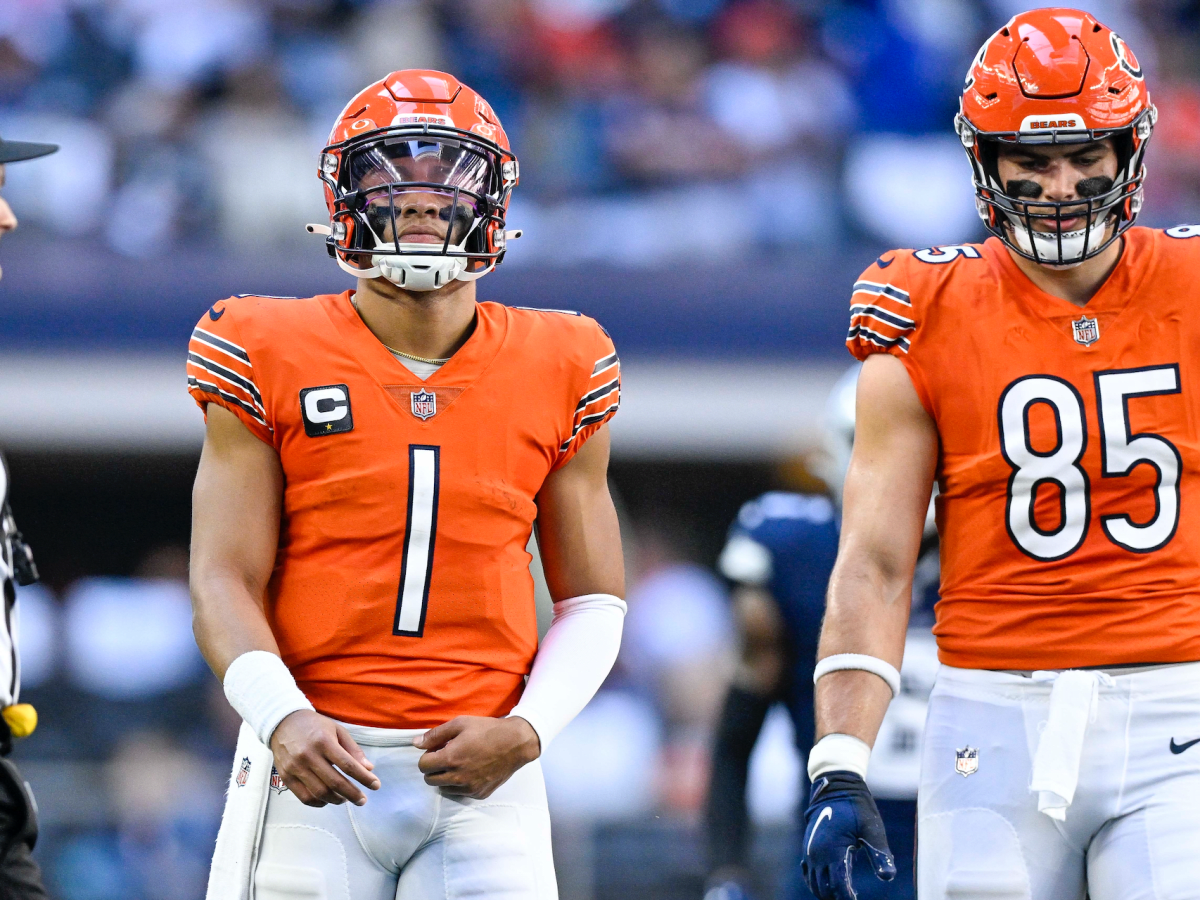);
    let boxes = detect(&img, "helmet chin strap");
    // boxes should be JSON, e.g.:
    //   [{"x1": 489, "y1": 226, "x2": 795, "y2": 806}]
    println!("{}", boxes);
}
[
  {"x1": 1005, "y1": 214, "x2": 1114, "y2": 268},
  {"x1": 308, "y1": 222, "x2": 521, "y2": 288},
  {"x1": 371, "y1": 244, "x2": 470, "y2": 291}
]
